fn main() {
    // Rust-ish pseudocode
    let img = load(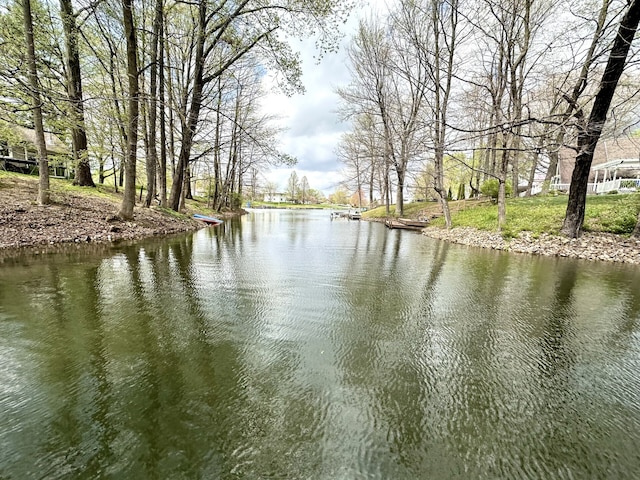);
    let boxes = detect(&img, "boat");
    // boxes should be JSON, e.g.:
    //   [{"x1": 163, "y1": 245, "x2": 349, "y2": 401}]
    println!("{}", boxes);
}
[
  {"x1": 193, "y1": 214, "x2": 223, "y2": 225},
  {"x1": 348, "y1": 210, "x2": 362, "y2": 220}
]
